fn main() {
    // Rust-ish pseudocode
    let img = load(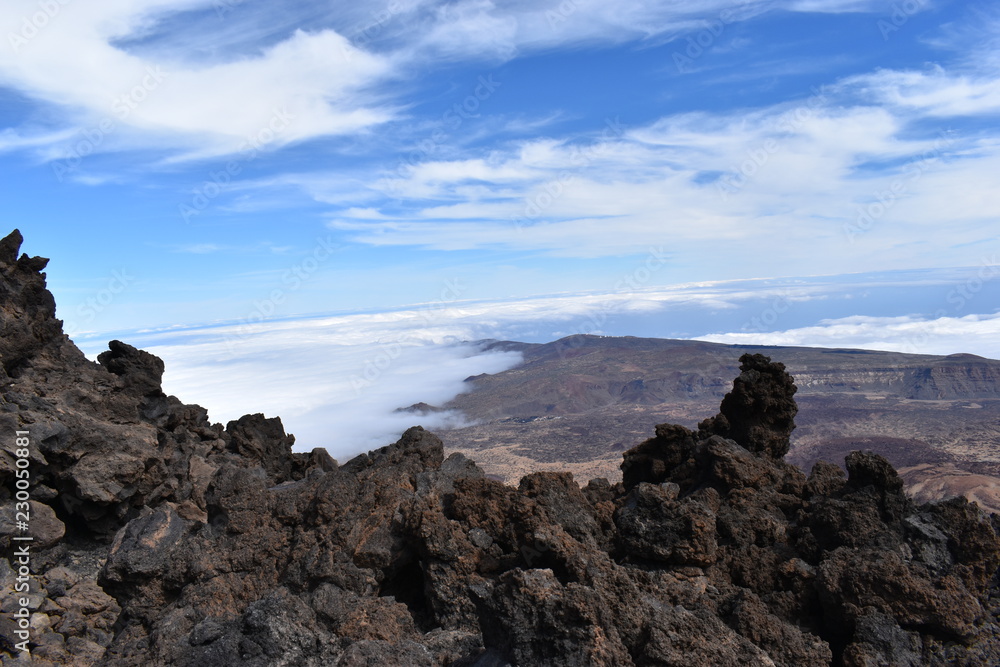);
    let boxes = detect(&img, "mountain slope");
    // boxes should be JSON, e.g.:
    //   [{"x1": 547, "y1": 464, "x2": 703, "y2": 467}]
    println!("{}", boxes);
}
[{"x1": 434, "y1": 335, "x2": 1000, "y2": 512}]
